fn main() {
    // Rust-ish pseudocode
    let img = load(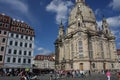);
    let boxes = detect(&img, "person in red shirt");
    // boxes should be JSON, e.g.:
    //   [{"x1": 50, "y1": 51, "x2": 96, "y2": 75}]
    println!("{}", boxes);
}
[{"x1": 106, "y1": 70, "x2": 111, "y2": 80}]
